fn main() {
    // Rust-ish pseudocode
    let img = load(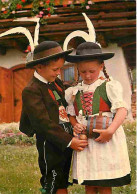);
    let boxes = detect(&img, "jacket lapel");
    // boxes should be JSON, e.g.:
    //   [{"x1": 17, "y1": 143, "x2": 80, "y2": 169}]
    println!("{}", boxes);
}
[{"x1": 32, "y1": 77, "x2": 58, "y2": 106}]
